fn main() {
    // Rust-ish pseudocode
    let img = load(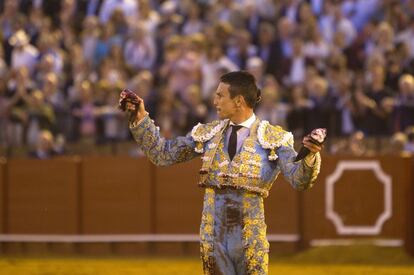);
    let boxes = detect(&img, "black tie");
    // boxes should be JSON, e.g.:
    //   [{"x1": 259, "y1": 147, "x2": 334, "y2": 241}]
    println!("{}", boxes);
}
[{"x1": 228, "y1": 125, "x2": 243, "y2": 161}]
